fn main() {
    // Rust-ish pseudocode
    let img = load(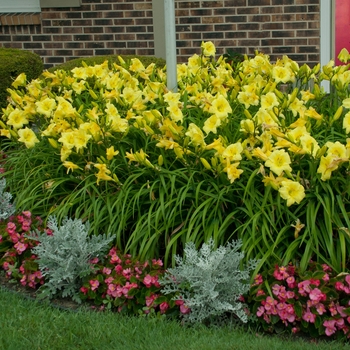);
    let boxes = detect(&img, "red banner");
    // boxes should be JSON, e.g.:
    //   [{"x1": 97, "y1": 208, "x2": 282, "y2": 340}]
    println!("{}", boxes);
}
[{"x1": 335, "y1": 0, "x2": 350, "y2": 65}]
